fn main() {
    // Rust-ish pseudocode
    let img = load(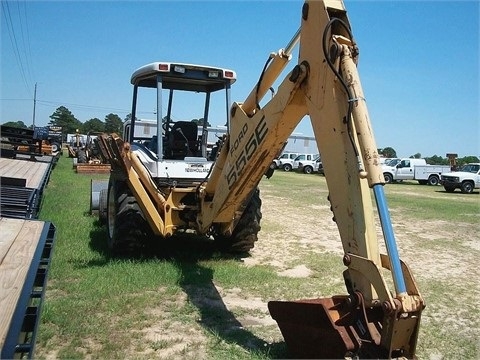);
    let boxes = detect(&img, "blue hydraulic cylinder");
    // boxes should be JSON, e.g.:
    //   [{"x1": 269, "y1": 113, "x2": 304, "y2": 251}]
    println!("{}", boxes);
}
[{"x1": 373, "y1": 184, "x2": 407, "y2": 296}]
